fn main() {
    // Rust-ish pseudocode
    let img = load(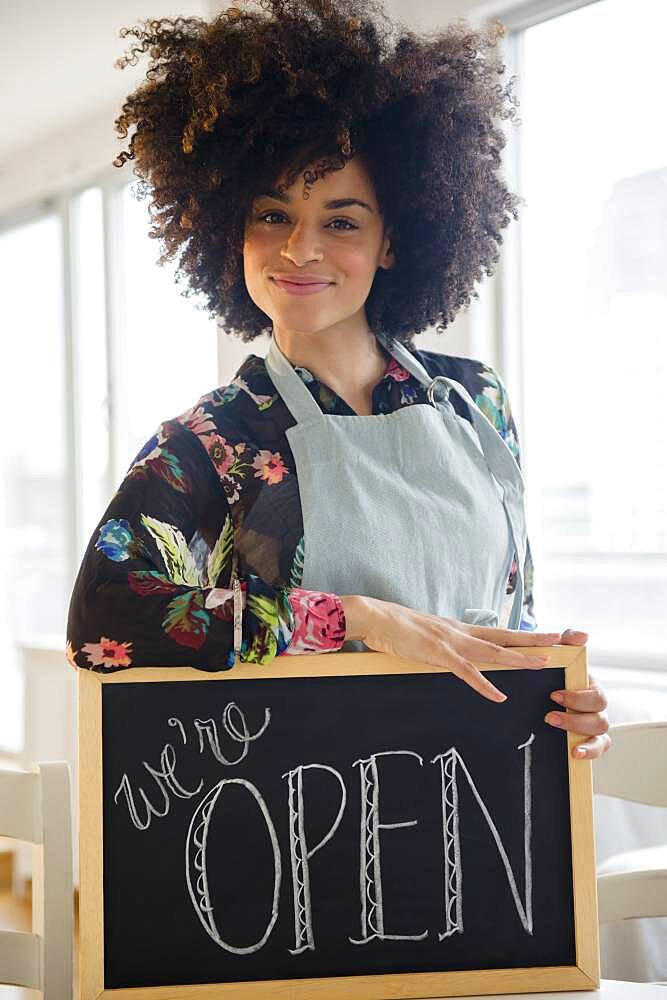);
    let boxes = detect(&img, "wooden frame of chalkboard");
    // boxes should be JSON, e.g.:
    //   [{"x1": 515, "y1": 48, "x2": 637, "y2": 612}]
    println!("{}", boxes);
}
[{"x1": 79, "y1": 645, "x2": 600, "y2": 999}]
